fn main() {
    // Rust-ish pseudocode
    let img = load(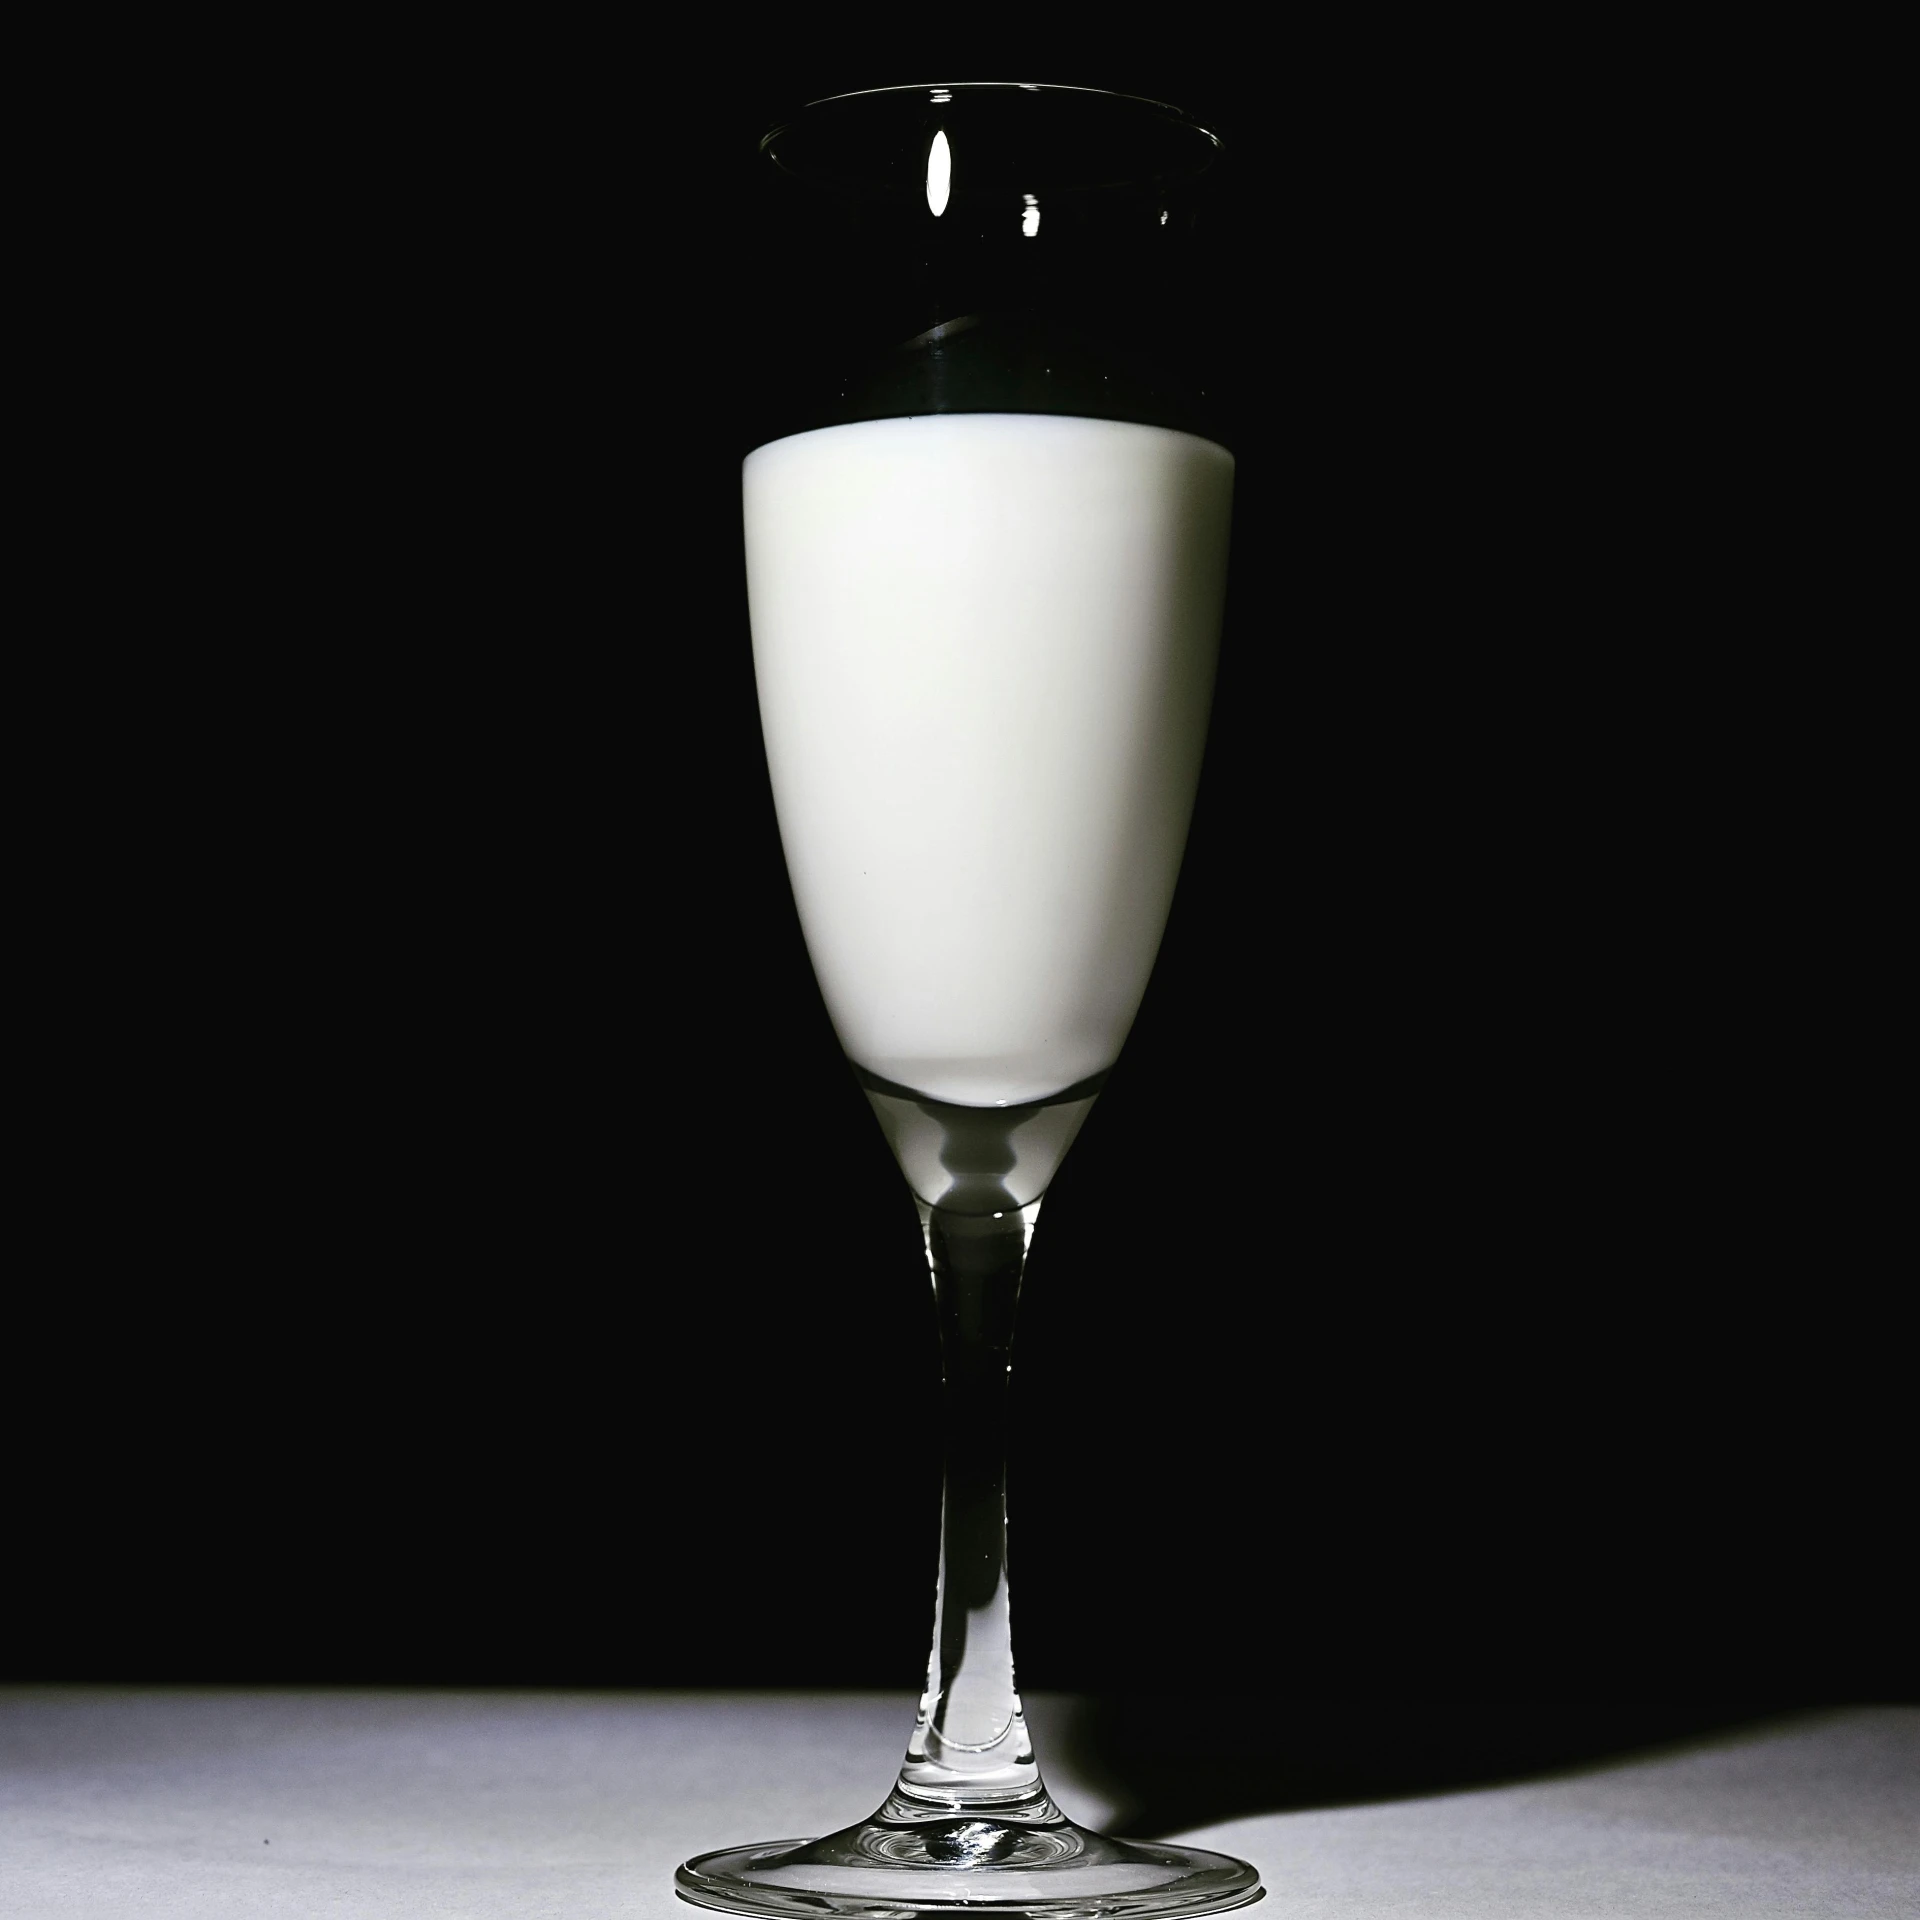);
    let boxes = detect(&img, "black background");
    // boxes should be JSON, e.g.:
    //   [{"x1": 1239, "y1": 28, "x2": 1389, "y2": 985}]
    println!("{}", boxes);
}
[{"x1": 11, "y1": 21, "x2": 1903, "y2": 1735}]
